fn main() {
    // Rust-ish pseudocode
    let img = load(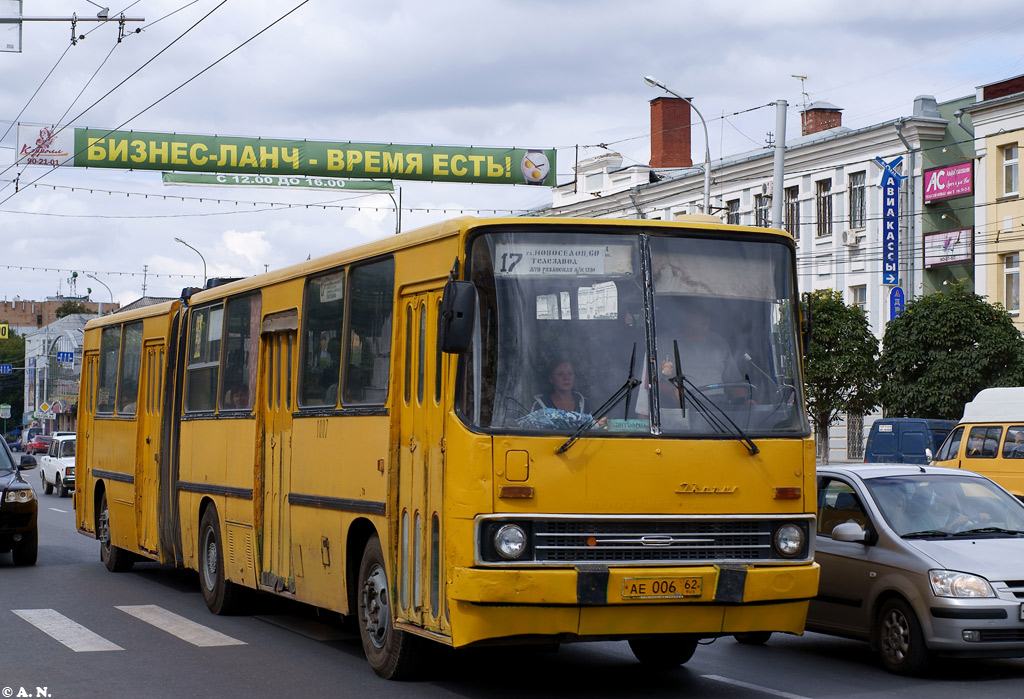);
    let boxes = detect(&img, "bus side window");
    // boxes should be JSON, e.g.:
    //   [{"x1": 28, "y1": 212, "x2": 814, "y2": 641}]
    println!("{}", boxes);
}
[
  {"x1": 185, "y1": 305, "x2": 223, "y2": 412},
  {"x1": 344, "y1": 258, "x2": 394, "y2": 405},
  {"x1": 300, "y1": 270, "x2": 345, "y2": 407},
  {"x1": 219, "y1": 294, "x2": 261, "y2": 411},
  {"x1": 116, "y1": 321, "x2": 143, "y2": 416}
]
